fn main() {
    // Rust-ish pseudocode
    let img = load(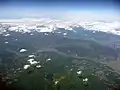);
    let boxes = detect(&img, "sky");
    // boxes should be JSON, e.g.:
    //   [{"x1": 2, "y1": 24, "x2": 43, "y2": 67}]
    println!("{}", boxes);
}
[{"x1": 0, "y1": 0, "x2": 120, "y2": 21}]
